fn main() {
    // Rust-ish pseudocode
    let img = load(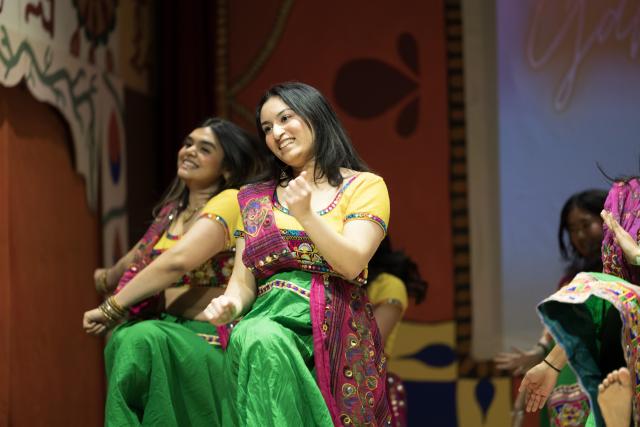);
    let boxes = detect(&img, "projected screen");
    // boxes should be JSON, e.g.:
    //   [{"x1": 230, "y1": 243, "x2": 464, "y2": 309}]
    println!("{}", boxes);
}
[{"x1": 497, "y1": 0, "x2": 640, "y2": 349}]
